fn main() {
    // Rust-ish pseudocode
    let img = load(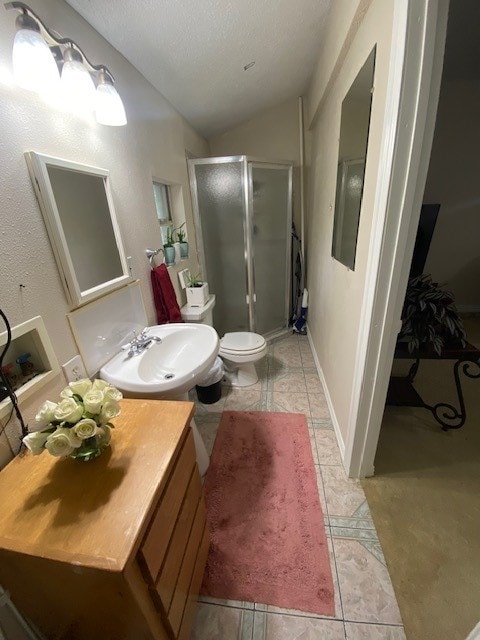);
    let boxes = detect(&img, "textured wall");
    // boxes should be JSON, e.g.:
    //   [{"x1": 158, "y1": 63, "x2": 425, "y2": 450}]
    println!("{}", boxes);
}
[
  {"x1": 307, "y1": 0, "x2": 372, "y2": 127},
  {"x1": 208, "y1": 98, "x2": 301, "y2": 228},
  {"x1": 0, "y1": 0, "x2": 208, "y2": 465},
  {"x1": 305, "y1": 0, "x2": 394, "y2": 445}
]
